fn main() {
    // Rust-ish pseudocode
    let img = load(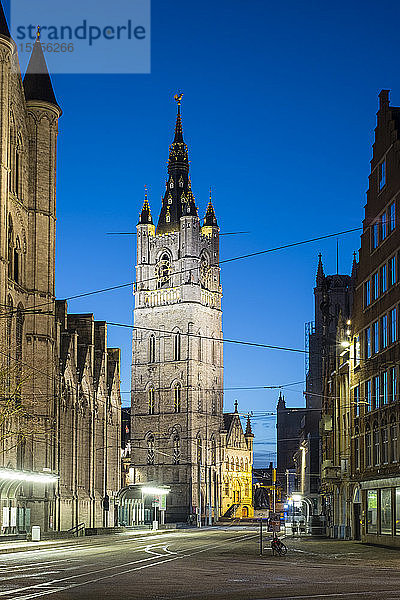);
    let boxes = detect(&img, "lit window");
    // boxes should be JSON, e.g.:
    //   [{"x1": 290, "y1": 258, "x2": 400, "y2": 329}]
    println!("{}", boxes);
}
[
  {"x1": 389, "y1": 201, "x2": 396, "y2": 232},
  {"x1": 382, "y1": 371, "x2": 388, "y2": 405},
  {"x1": 354, "y1": 336, "x2": 360, "y2": 366},
  {"x1": 373, "y1": 272, "x2": 379, "y2": 300},
  {"x1": 372, "y1": 223, "x2": 379, "y2": 250},
  {"x1": 381, "y1": 211, "x2": 387, "y2": 240},
  {"x1": 367, "y1": 489, "x2": 377, "y2": 532},
  {"x1": 390, "y1": 308, "x2": 397, "y2": 343},
  {"x1": 366, "y1": 380, "x2": 372, "y2": 412},
  {"x1": 373, "y1": 375, "x2": 380, "y2": 409},
  {"x1": 379, "y1": 159, "x2": 386, "y2": 191},
  {"x1": 373, "y1": 321, "x2": 379, "y2": 353},
  {"x1": 174, "y1": 383, "x2": 181, "y2": 413},
  {"x1": 382, "y1": 314, "x2": 388, "y2": 348},
  {"x1": 364, "y1": 280, "x2": 371, "y2": 306},
  {"x1": 366, "y1": 327, "x2": 371, "y2": 358},
  {"x1": 148, "y1": 388, "x2": 155, "y2": 415},
  {"x1": 354, "y1": 385, "x2": 360, "y2": 416},
  {"x1": 381, "y1": 264, "x2": 387, "y2": 293},
  {"x1": 390, "y1": 367, "x2": 397, "y2": 402},
  {"x1": 390, "y1": 256, "x2": 397, "y2": 286}
]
